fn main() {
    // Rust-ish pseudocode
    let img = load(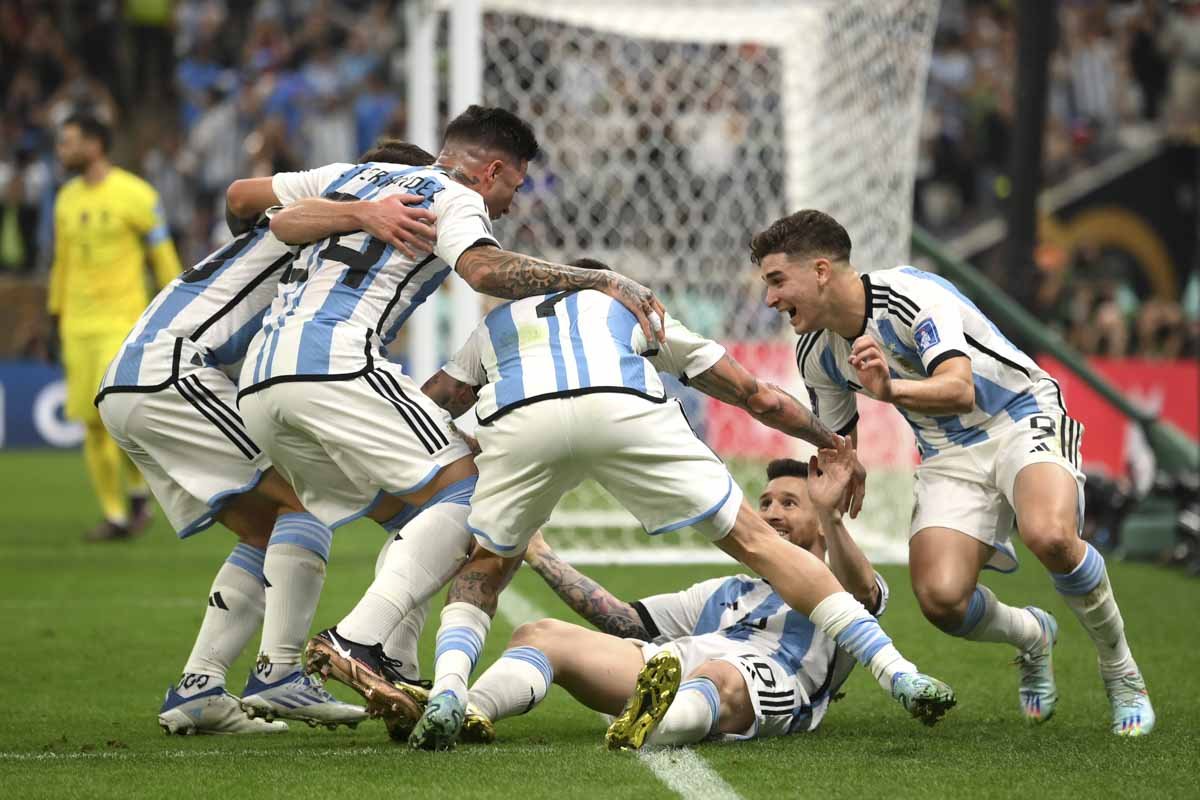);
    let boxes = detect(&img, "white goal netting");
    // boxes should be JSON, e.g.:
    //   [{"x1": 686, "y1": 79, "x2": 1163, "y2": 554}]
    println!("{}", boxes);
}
[{"x1": 471, "y1": 0, "x2": 939, "y2": 562}]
